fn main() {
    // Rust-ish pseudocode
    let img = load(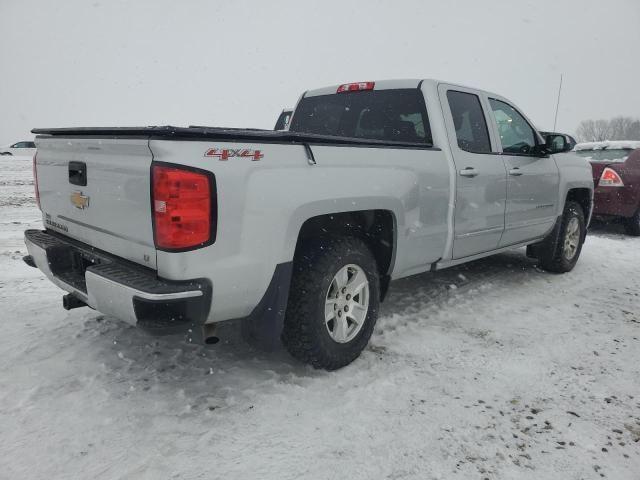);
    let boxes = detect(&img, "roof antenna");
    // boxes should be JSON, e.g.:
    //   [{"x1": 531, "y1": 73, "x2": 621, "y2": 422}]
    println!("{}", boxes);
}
[{"x1": 553, "y1": 74, "x2": 563, "y2": 131}]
